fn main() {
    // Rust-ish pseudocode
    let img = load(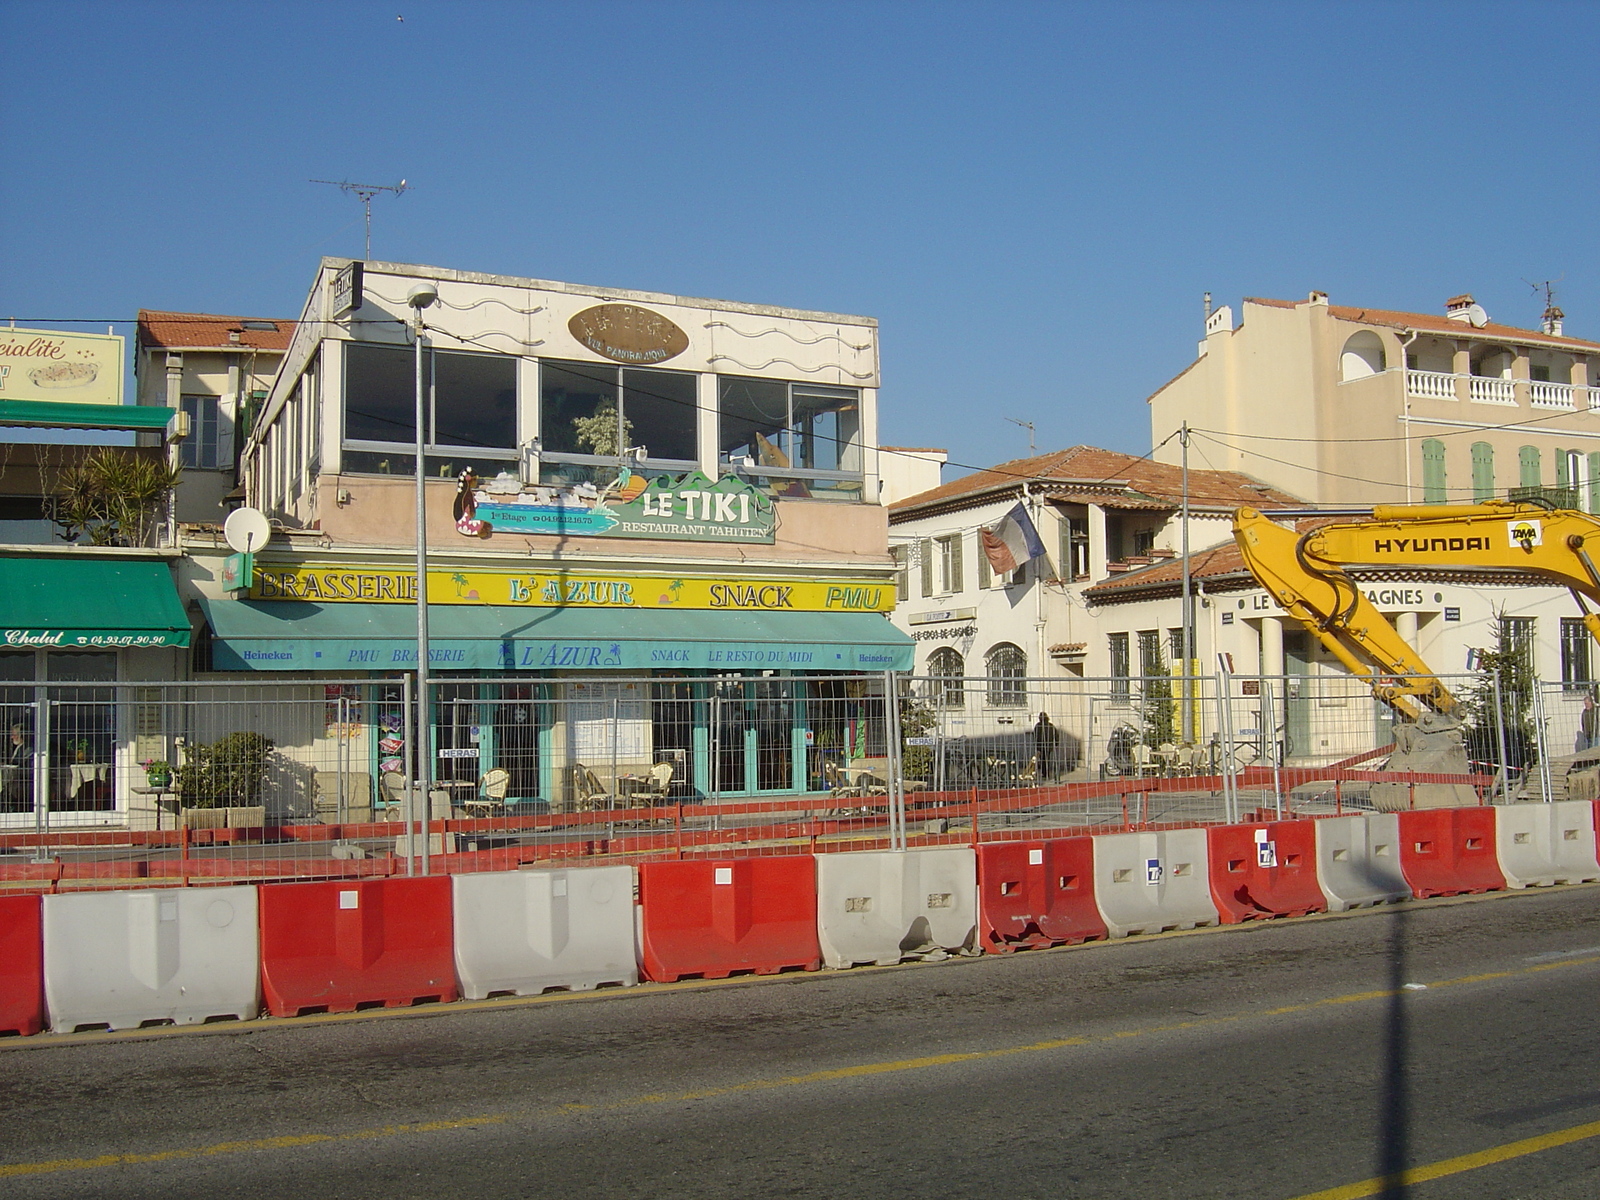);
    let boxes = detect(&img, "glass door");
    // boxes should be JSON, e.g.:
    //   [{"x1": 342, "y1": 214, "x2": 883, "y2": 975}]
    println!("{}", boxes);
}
[{"x1": 709, "y1": 674, "x2": 801, "y2": 796}]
